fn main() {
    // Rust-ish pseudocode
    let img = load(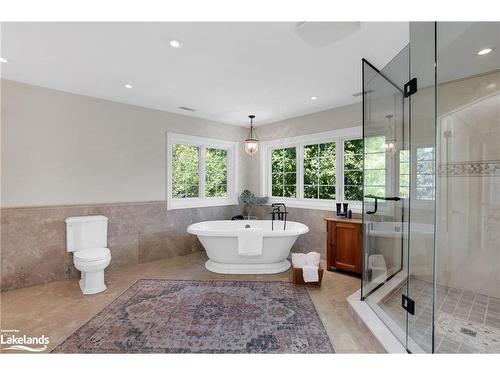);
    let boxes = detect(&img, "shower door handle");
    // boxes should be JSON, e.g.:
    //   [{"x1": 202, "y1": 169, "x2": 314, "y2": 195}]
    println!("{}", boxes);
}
[{"x1": 365, "y1": 195, "x2": 402, "y2": 215}]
